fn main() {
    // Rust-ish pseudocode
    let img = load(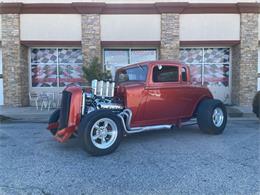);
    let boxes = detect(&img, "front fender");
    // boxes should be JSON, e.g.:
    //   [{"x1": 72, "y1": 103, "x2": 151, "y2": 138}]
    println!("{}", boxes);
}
[{"x1": 55, "y1": 86, "x2": 83, "y2": 142}]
